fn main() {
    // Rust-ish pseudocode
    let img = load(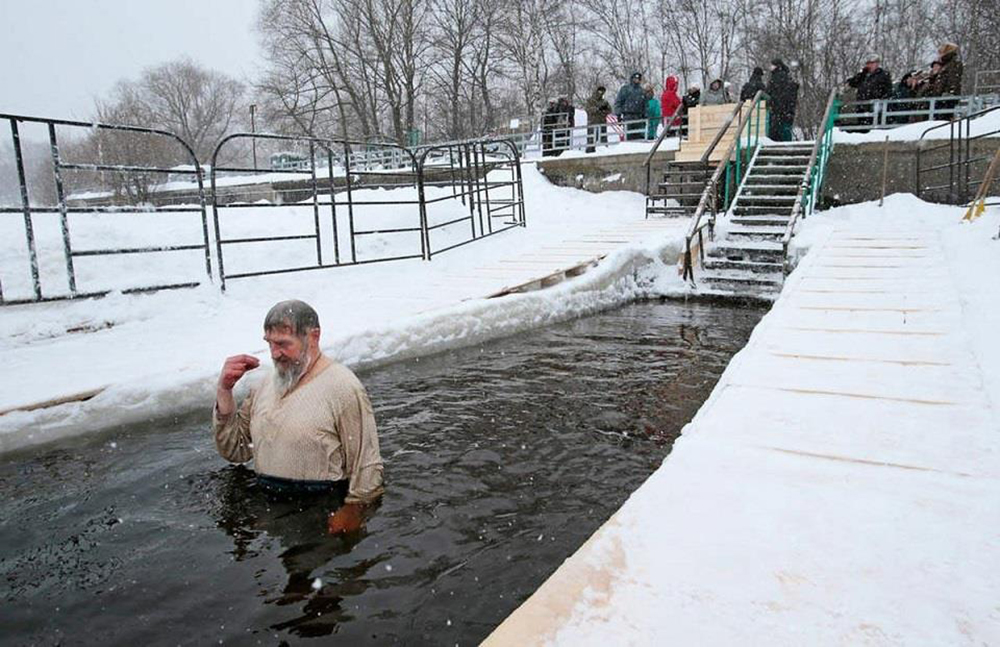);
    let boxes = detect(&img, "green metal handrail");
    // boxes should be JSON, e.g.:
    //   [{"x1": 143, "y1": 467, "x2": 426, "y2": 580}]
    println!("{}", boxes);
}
[
  {"x1": 781, "y1": 89, "x2": 840, "y2": 272},
  {"x1": 682, "y1": 91, "x2": 768, "y2": 283}
]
